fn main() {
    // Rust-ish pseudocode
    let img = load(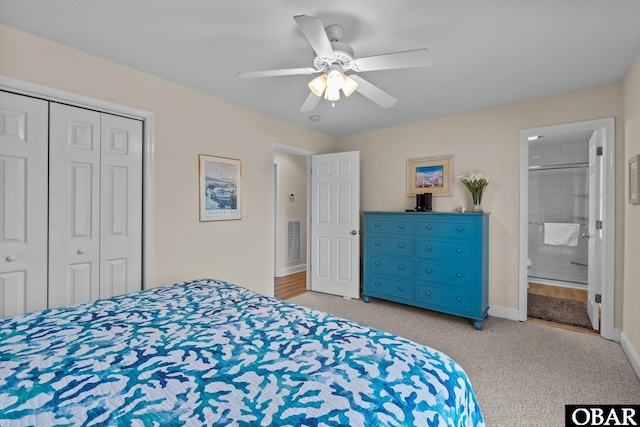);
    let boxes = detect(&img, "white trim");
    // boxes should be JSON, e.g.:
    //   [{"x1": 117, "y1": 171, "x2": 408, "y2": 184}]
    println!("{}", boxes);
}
[
  {"x1": 519, "y1": 118, "x2": 615, "y2": 339},
  {"x1": 621, "y1": 331, "x2": 640, "y2": 380},
  {"x1": 0, "y1": 75, "x2": 155, "y2": 290},
  {"x1": 488, "y1": 305, "x2": 520, "y2": 321},
  {"x1": 270, "y1": 143, "x2": 315, "y2": 296},
  {"x1": 276, "y1": 264, "x2": 308, "y2": 278}
]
